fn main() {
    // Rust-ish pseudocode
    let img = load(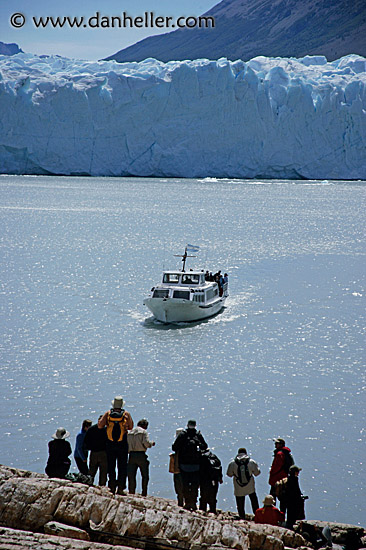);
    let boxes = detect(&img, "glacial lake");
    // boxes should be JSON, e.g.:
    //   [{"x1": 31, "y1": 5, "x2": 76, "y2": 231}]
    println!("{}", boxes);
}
[{"x1": 0, "y1": 175, "x2": 365, "y2": 525}]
